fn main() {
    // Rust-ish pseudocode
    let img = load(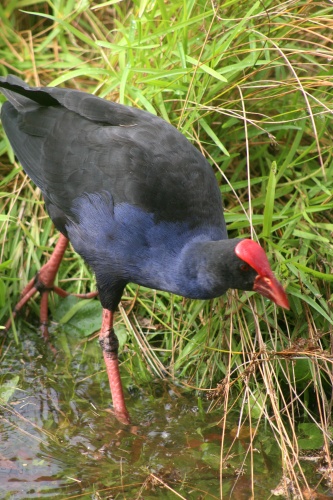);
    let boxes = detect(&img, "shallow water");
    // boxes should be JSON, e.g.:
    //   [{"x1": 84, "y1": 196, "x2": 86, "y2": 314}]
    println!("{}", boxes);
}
[{"x1": 0, "y1": 320, "x2": 324, "y2": 500}]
